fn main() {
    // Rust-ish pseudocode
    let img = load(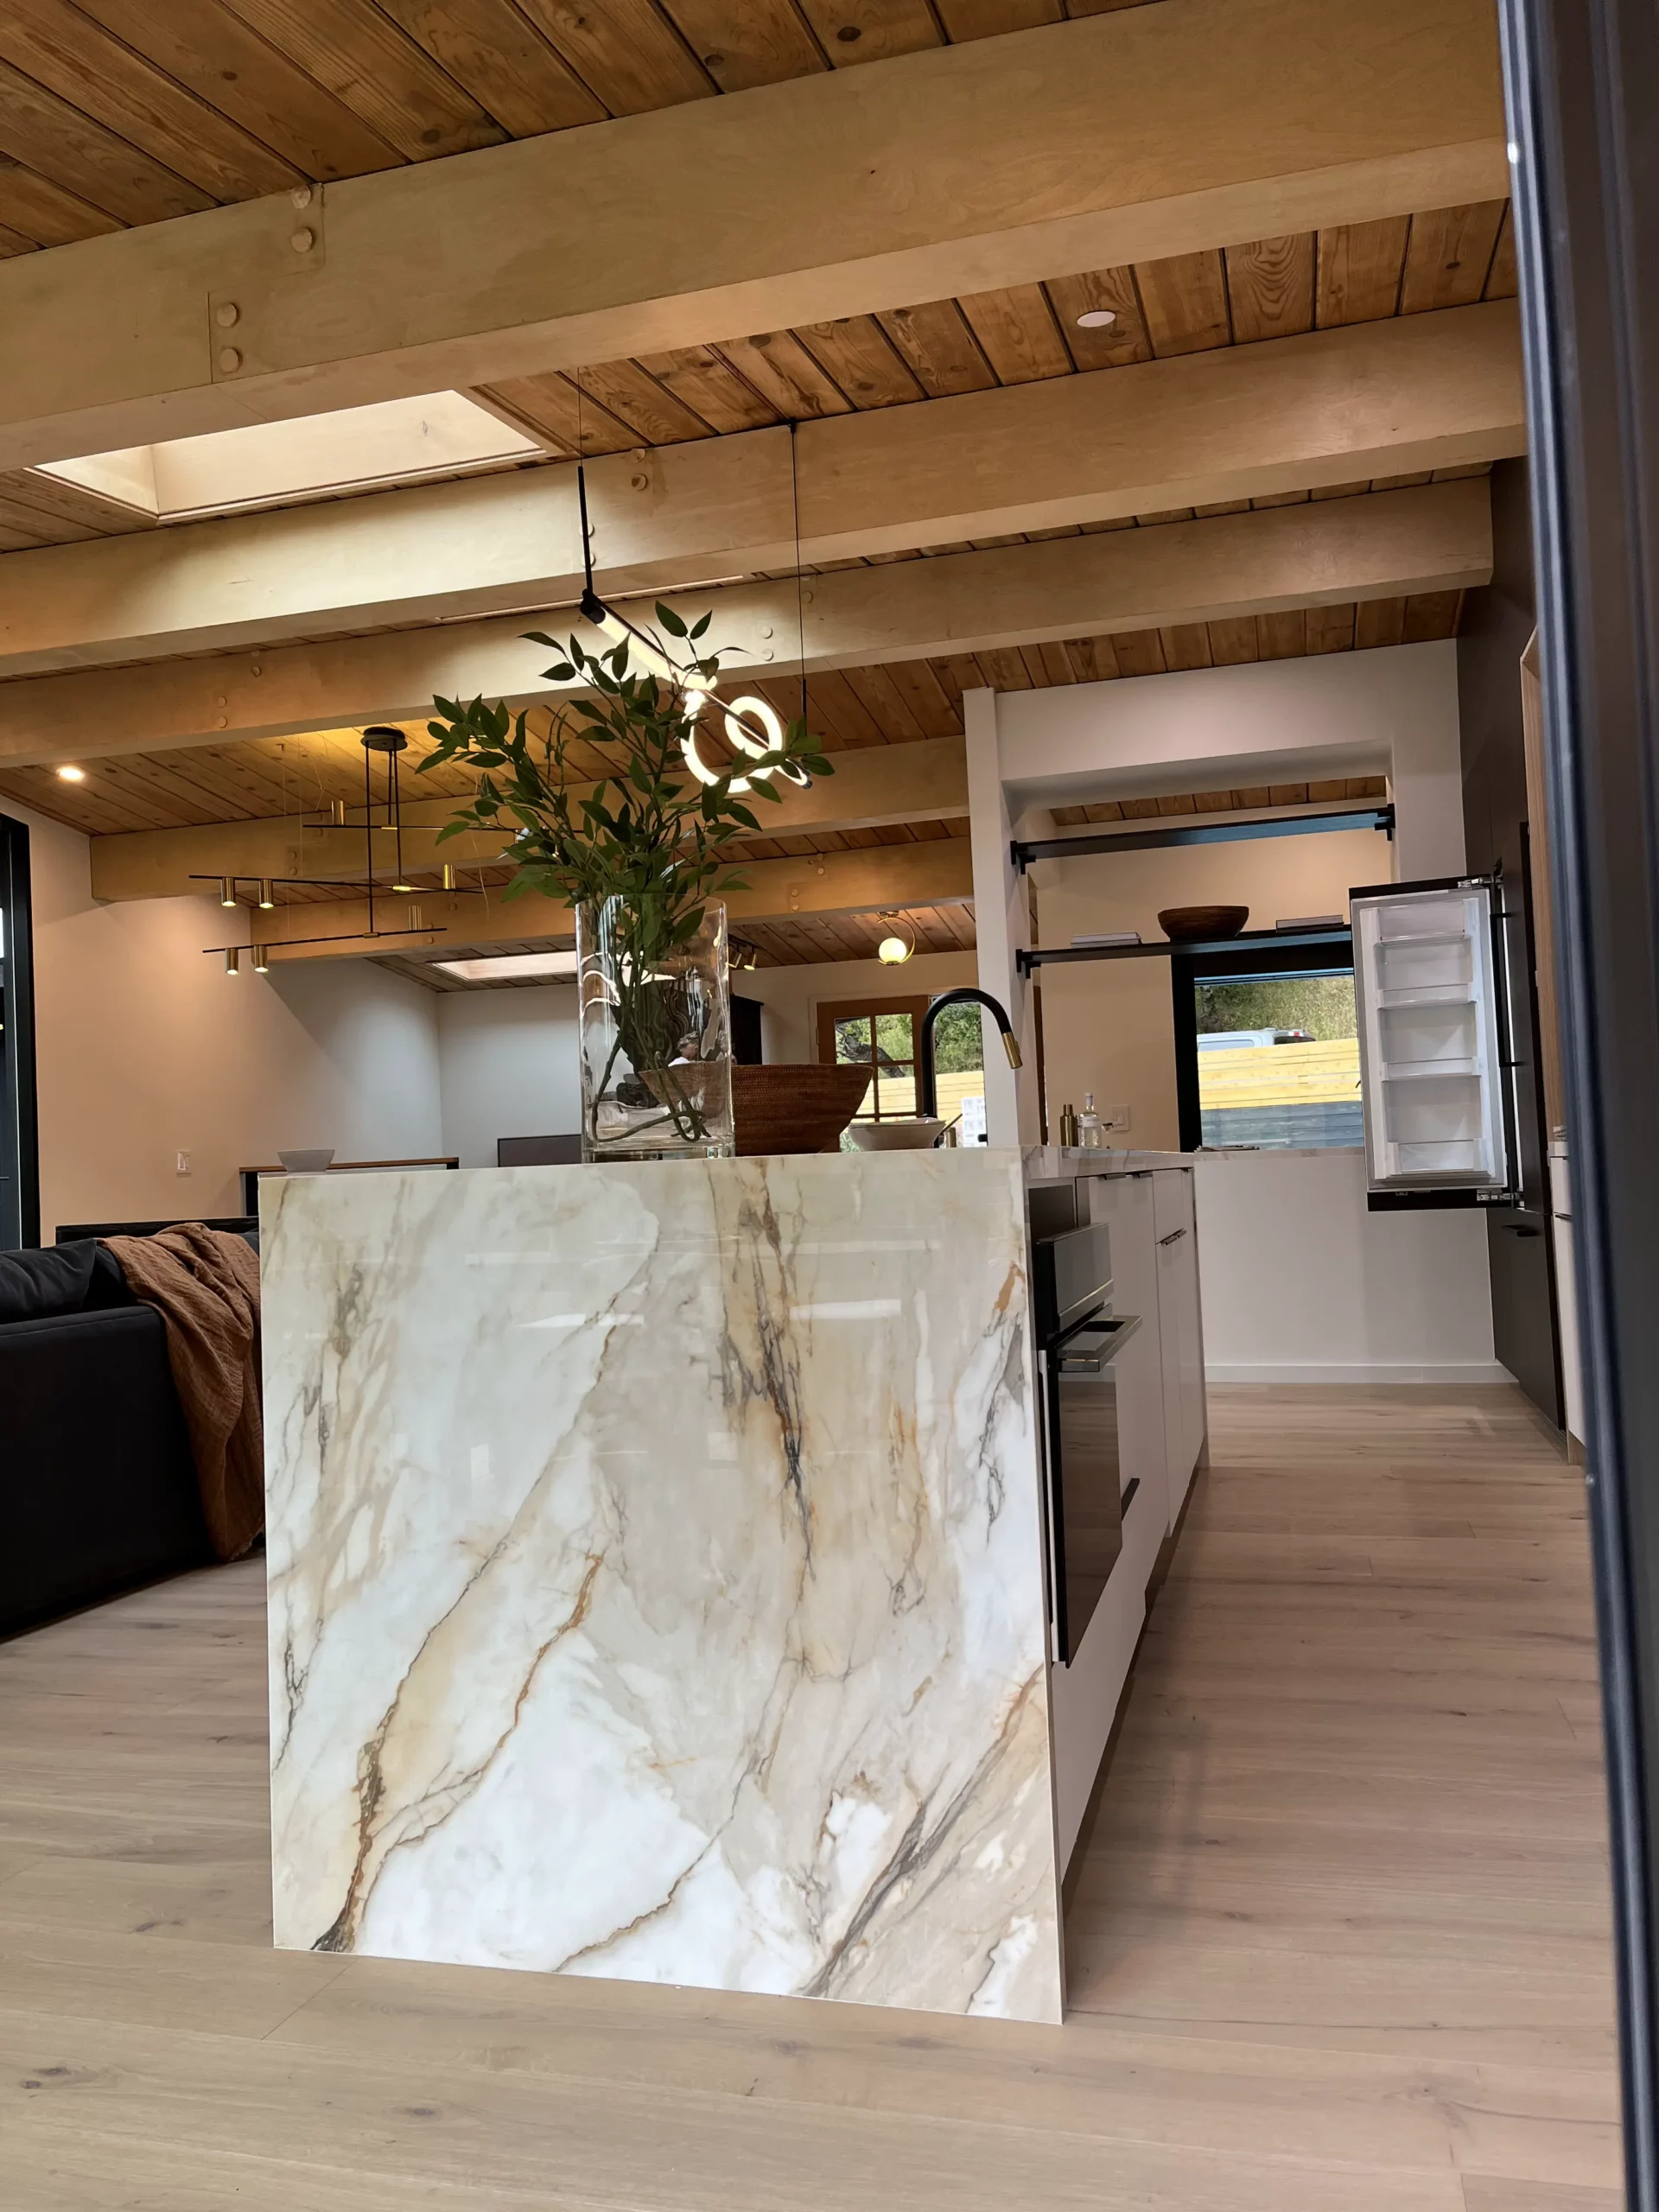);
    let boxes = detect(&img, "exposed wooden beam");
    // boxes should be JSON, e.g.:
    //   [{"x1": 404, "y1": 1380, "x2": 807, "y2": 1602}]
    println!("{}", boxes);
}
[
  {"x1": 0, "y1": 480, "x2": 1491, "y2": 767},
  {"x1": 0, "y1": 0, "x2": 1505, "y2": 470},
  {"x1": 2, "y1": 480, "x2": 1492, "y2": 778},
  {"x1": 87, "y1": 737, "x2": 970, "y2": 901},
  {"x1": 0, "y1": 309, "x2": 1518, "y2": 691},
  {"x1": 227, "y1": 842, "x2": 976, "y2": 966}
]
